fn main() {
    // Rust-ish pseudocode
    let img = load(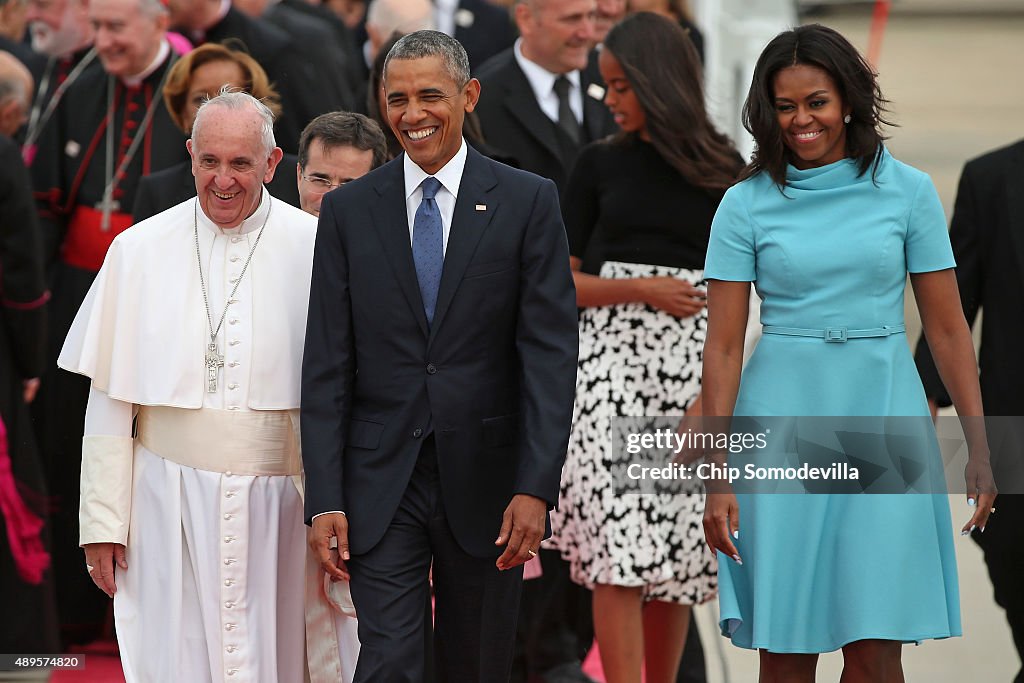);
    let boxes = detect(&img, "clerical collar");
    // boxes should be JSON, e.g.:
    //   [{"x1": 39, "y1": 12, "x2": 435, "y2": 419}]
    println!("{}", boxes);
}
[
  {"x1": 196, "y1": 188, "x2": 272, "y2": 236},
  {"x1": 513, "y1": 38, "x2": 581, "y2": 106},
  {"x1": 121, "y1": 39, "x2": 169, "y2": 88},
  {"x1": 189, "y1": 0, "x2": 230, "y2": 43}
]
